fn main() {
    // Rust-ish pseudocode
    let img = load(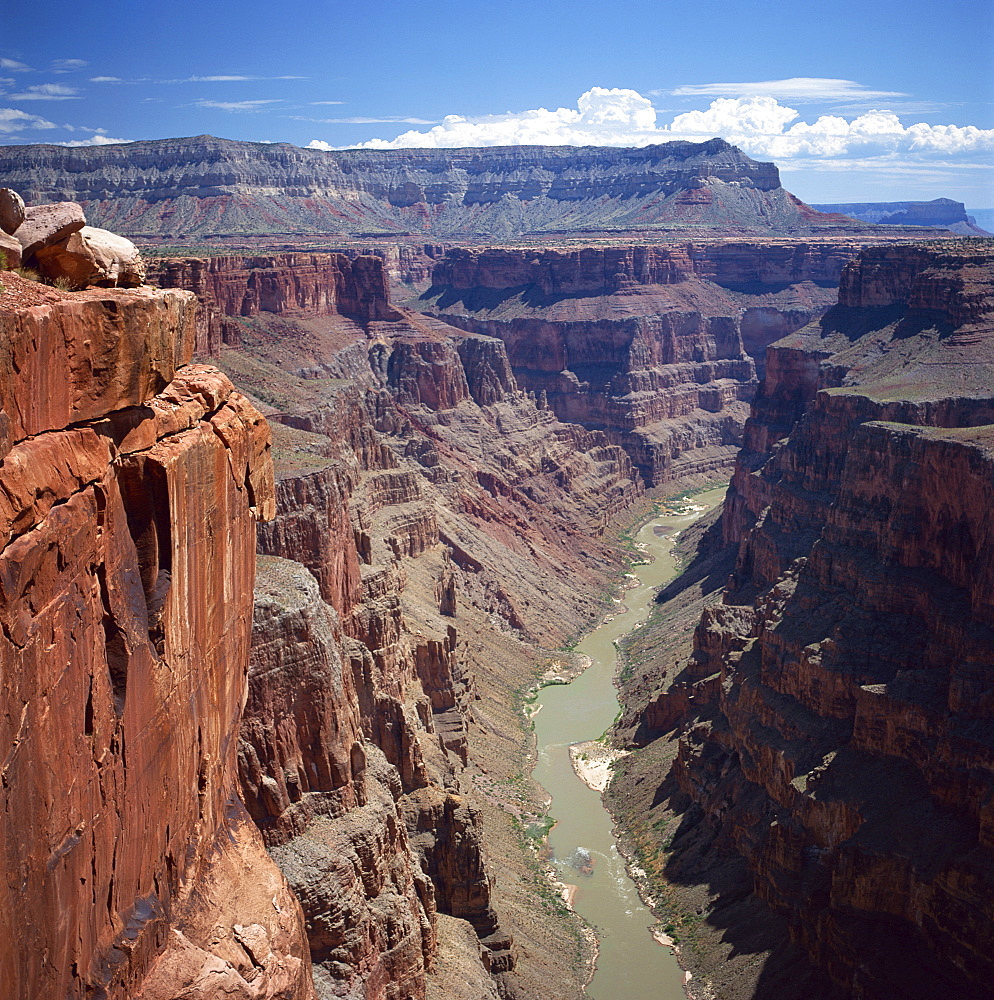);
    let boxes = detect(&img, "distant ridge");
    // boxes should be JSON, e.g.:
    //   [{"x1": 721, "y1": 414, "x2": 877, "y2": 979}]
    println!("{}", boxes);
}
[
  {"x1": 812, "y1": 197, "x2": 991, "y2": 236},
  {"x1": 0, "y1": 134, "x2": 862, "y2": 240}
]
